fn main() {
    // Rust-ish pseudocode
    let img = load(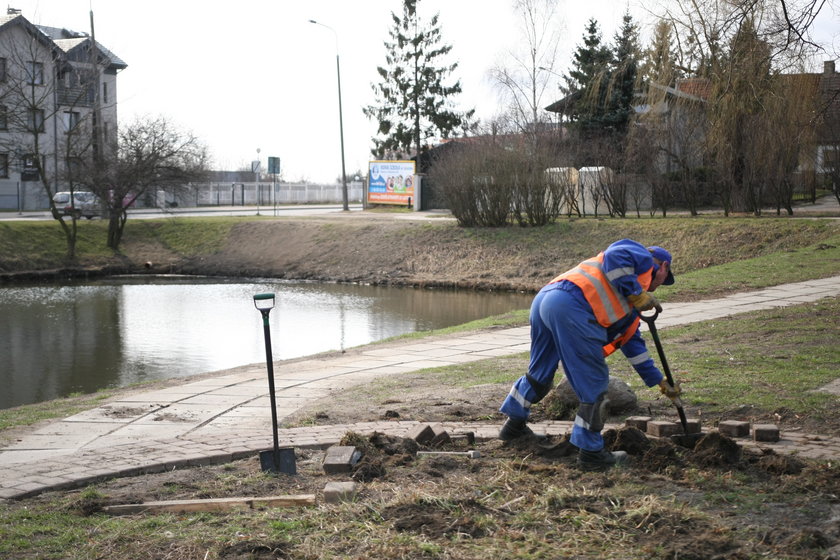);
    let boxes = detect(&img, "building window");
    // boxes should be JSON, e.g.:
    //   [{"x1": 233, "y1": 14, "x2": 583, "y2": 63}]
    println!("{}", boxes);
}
[
  {"x1": 28, "y1": 109, "x2": 45, "y2": 132},
  {"x1": 26, "y1": 61, "x2": 44, "y2": 85},
  {"x1": 824, "y1": 147, "x2": 839, "y2": 172},
  {"x1": 0, "y1": 58, "x2": 6, "y2": 82},
  {"x1": 63, "y1": 111, "x2": 80, "y2": 131},
  {"x1": 0, "y1": 105, "x2": 6, "y2": 131},
  {"x1": 0, "y1": 154, "x2": 8, "y2": 178},
  {"x1": 102, "y1": 82, "x2": 108, "y2": 104}
]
